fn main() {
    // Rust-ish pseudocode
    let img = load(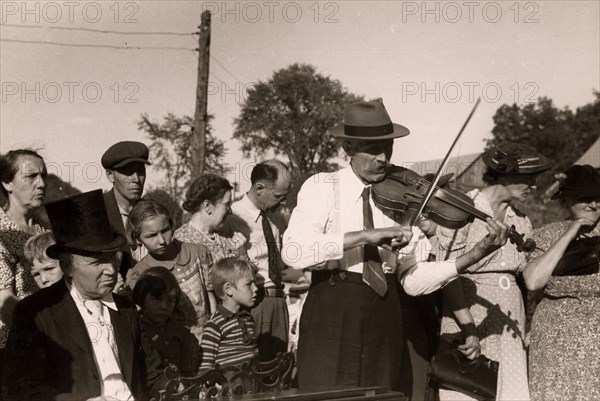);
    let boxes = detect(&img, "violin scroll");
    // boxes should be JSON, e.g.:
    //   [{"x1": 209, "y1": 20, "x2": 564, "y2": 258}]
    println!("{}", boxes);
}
[{"x1": 508, "y1": 225, "x2": 536, "y2": 253}]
